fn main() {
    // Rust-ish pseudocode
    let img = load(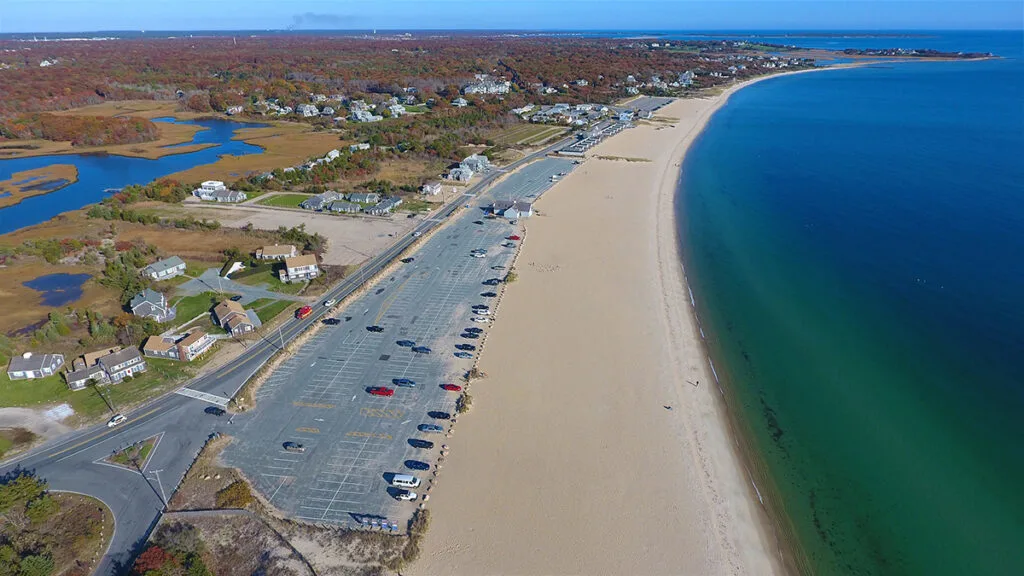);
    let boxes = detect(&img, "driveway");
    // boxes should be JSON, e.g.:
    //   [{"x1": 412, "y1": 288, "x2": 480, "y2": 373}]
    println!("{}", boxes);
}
[{"x1": 176, "y1": 268, "x2": 306, "y2": 304}]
